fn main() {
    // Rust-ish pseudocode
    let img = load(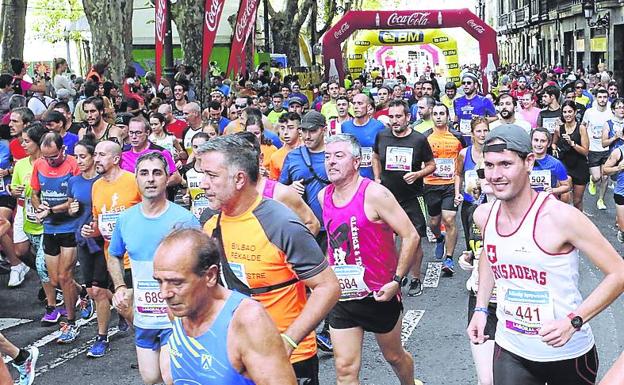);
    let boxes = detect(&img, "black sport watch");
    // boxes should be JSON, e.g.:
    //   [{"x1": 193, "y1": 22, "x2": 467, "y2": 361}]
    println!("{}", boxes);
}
[
  {"x1": 392, "y1": 275, "x2": 407, "y2": 287},
  {"x1": 568, "y1": 313, "x2": 583, "y2": 330}
]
